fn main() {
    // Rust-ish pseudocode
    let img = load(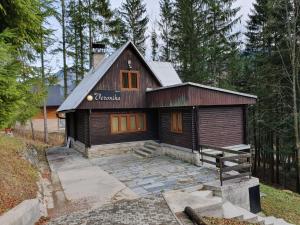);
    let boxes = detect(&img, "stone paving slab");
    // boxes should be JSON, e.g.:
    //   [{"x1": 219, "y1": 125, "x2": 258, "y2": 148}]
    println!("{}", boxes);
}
[
  {"x1": 49, "y1": 195, "x2": 180, "y2": 225},
  {"x1": 90, "y1": 153, "x2": 218, "y2": 196}
]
